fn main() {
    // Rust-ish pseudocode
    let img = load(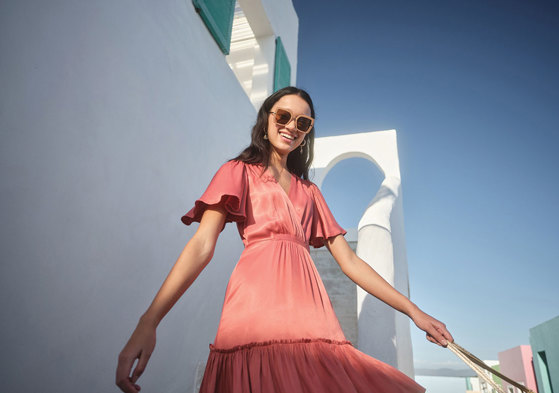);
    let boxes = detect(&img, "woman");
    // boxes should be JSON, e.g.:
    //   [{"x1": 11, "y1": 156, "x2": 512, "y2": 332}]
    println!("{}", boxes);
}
[{"x1": 116, "y1": 86, "x2": 453, "y2": 393}]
